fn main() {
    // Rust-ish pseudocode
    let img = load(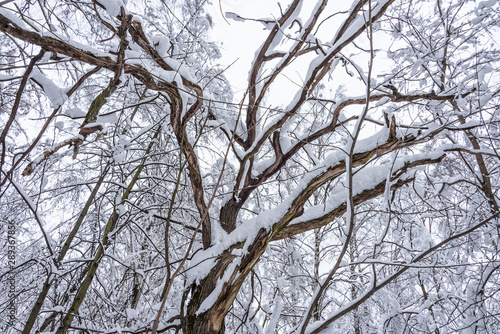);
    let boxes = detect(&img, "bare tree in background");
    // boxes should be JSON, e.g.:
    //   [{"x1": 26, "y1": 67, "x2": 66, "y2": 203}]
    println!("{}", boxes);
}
[{"x1": 0, "y1": 0, "x2": 499, "y2": 333}]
